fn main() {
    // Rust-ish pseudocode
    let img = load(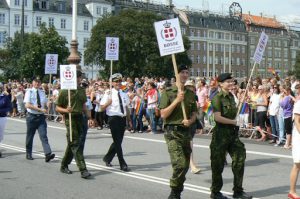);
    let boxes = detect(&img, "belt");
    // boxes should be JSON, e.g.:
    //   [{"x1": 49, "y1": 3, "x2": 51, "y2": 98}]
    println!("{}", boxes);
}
[
  {"x1": 109, "y1": 115, "x2": 126, "y2": 119},
  {"x1": 28, "y1": 112, "x2": 44, "y2": 116},
  {"x1": 216, "y1": 123, "x2": 235, "y2": 128},
  {"x1": 165, "y1": 125, "x2": 189, "y2": 132}
]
